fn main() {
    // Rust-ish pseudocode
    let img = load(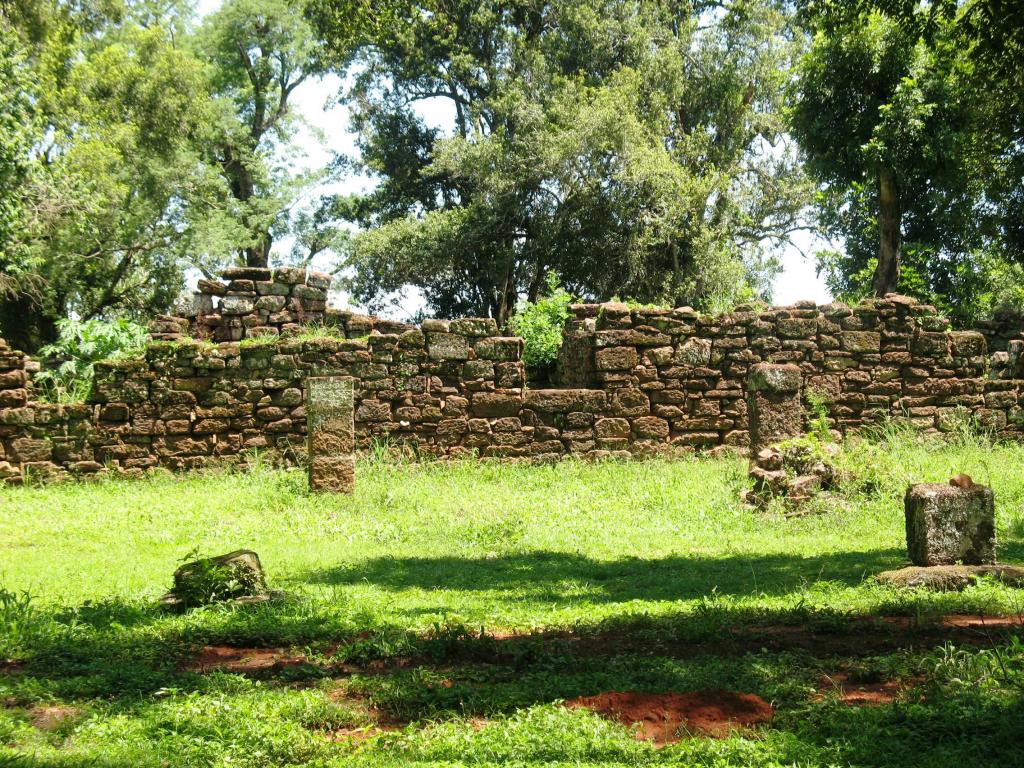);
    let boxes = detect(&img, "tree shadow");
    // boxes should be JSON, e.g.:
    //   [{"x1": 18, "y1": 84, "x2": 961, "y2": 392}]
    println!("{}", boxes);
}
[{"x1": 300, "y1": 548, "x2": 908, "y2": 604}]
